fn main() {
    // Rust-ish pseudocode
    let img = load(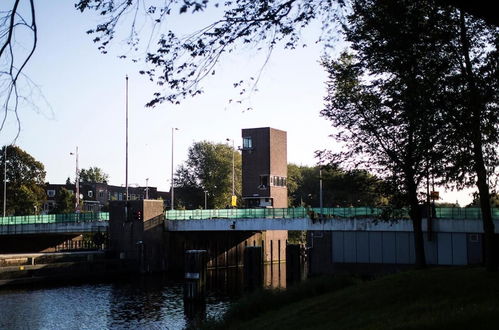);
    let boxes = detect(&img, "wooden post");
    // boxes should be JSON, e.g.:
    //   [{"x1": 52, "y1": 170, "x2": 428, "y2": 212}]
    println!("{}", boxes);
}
[
  {"x1": 286, "y1": 244, "x2": 306, "y2": 285},
  {"x1": 243, "y1": 246, "x2": 263, "y2": 290},
  {"x1": 184, "y1": 250, "x2": 208, "y2": 300}
]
